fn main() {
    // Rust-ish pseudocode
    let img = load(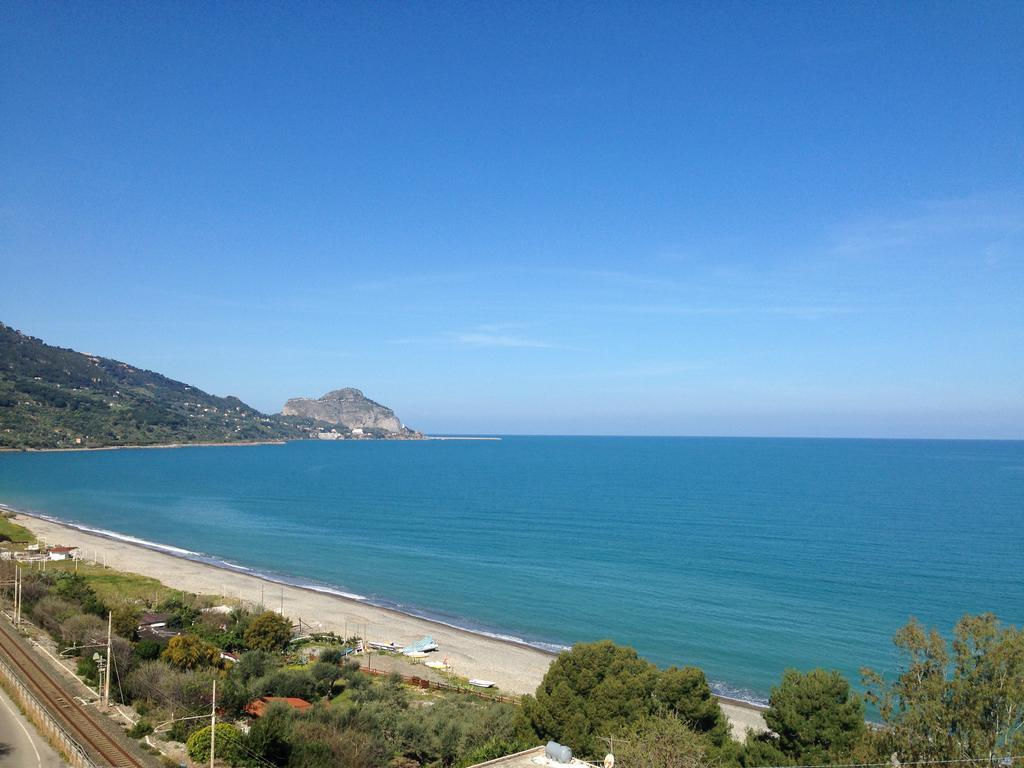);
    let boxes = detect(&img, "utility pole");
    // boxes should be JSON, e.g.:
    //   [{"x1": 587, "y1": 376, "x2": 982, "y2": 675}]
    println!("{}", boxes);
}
[
  {"x1": 15, "y1": 565, "x2": 21, "y2": 627},
  {"x1": 104, "y1": 611, "x2": 112, "y2": 707},
  {"x1": 210, "y1": 679, "x2": 217, "y2": 768}
]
